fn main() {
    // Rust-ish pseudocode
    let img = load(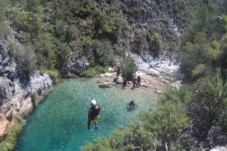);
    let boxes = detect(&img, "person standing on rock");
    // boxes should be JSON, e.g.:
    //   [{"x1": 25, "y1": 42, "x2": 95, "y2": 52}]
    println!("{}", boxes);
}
[
  {"x1": 122, "y1": 78, "x2": 127, "y2": 89},
  {"x1": 132, "y1": 78, "x2": 137, "y2": 89},
  {"x1": 87, "y1": 99, "x2": 101, "y2": 130},
  {"x1": 116, "y1": 66, "x2": 120, "y2": 77},
  {"x1": 137, "y1": 75, "x2": 141, "y2": 87}
]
